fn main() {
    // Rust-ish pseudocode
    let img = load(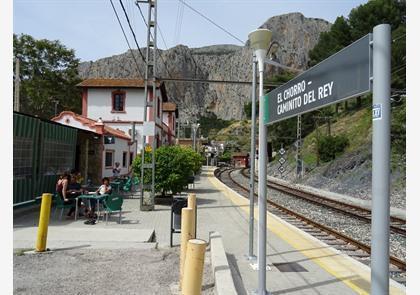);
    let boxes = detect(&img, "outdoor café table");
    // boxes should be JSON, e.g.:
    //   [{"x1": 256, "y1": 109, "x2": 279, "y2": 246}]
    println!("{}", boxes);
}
[{"x1": 75, "y1": 193, "x2": 108, "y2": 221}]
